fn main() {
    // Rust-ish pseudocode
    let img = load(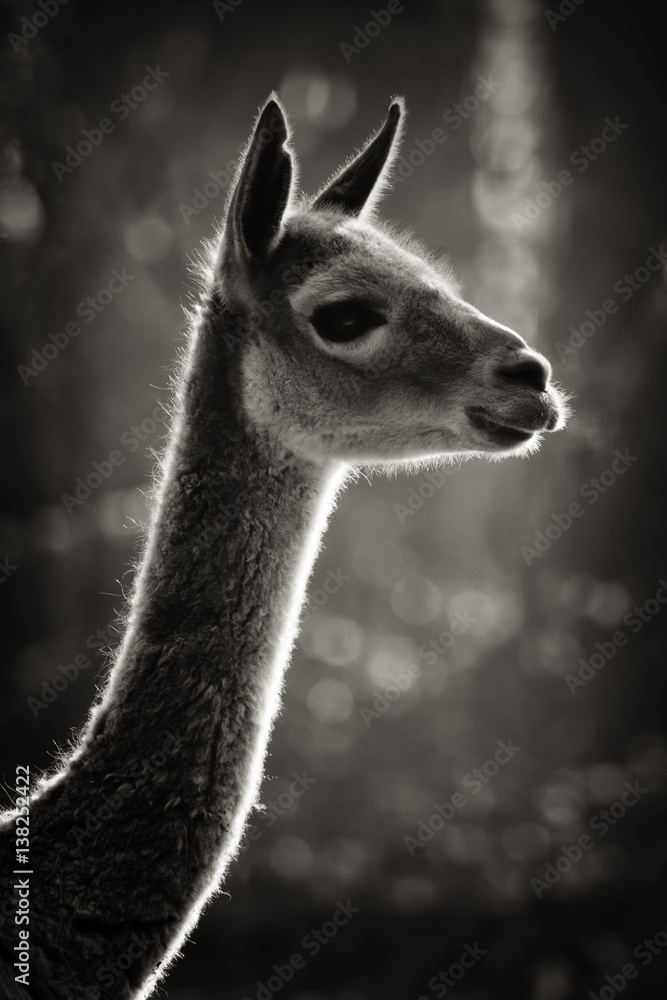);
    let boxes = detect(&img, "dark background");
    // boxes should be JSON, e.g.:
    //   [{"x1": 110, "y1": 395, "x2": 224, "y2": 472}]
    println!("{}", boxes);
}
[{"x1": 1, "y1": 0, "x2": 666, "y2": 997}]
